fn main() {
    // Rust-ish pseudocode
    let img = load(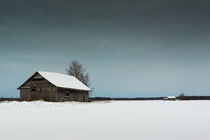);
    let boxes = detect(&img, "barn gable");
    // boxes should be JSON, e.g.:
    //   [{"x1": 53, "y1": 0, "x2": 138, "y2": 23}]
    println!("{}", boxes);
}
[{"x1": 18, "y1": 72, "x2": 55, "y2": 90}]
